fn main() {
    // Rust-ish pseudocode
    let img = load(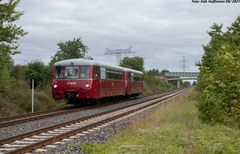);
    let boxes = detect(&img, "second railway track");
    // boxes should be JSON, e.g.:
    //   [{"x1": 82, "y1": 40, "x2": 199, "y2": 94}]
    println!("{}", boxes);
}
[
  {"x1": 0, "y1": 89, "x2": 174, "y2": 129},
  {"x1": 0, "y1": 89, "x2": 184, "y2": 154}
]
